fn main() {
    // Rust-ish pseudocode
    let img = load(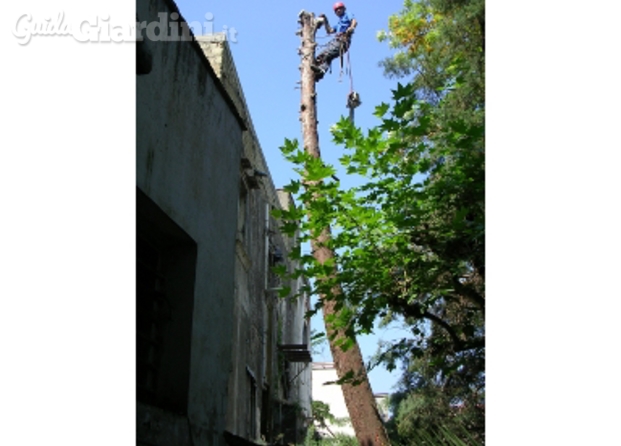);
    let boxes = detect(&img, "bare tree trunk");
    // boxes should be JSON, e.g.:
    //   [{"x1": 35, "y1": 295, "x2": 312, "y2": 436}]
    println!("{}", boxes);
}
[{"x1": 297, "y1": 11, "x2": 390, "y2": 446}]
